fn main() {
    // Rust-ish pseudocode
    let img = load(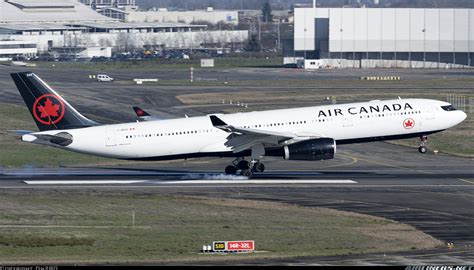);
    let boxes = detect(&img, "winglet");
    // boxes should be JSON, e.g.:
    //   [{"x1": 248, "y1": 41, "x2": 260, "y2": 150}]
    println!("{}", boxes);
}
[{"x1": 210, "y1": 115, "x2": 227, "y2": 126}]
